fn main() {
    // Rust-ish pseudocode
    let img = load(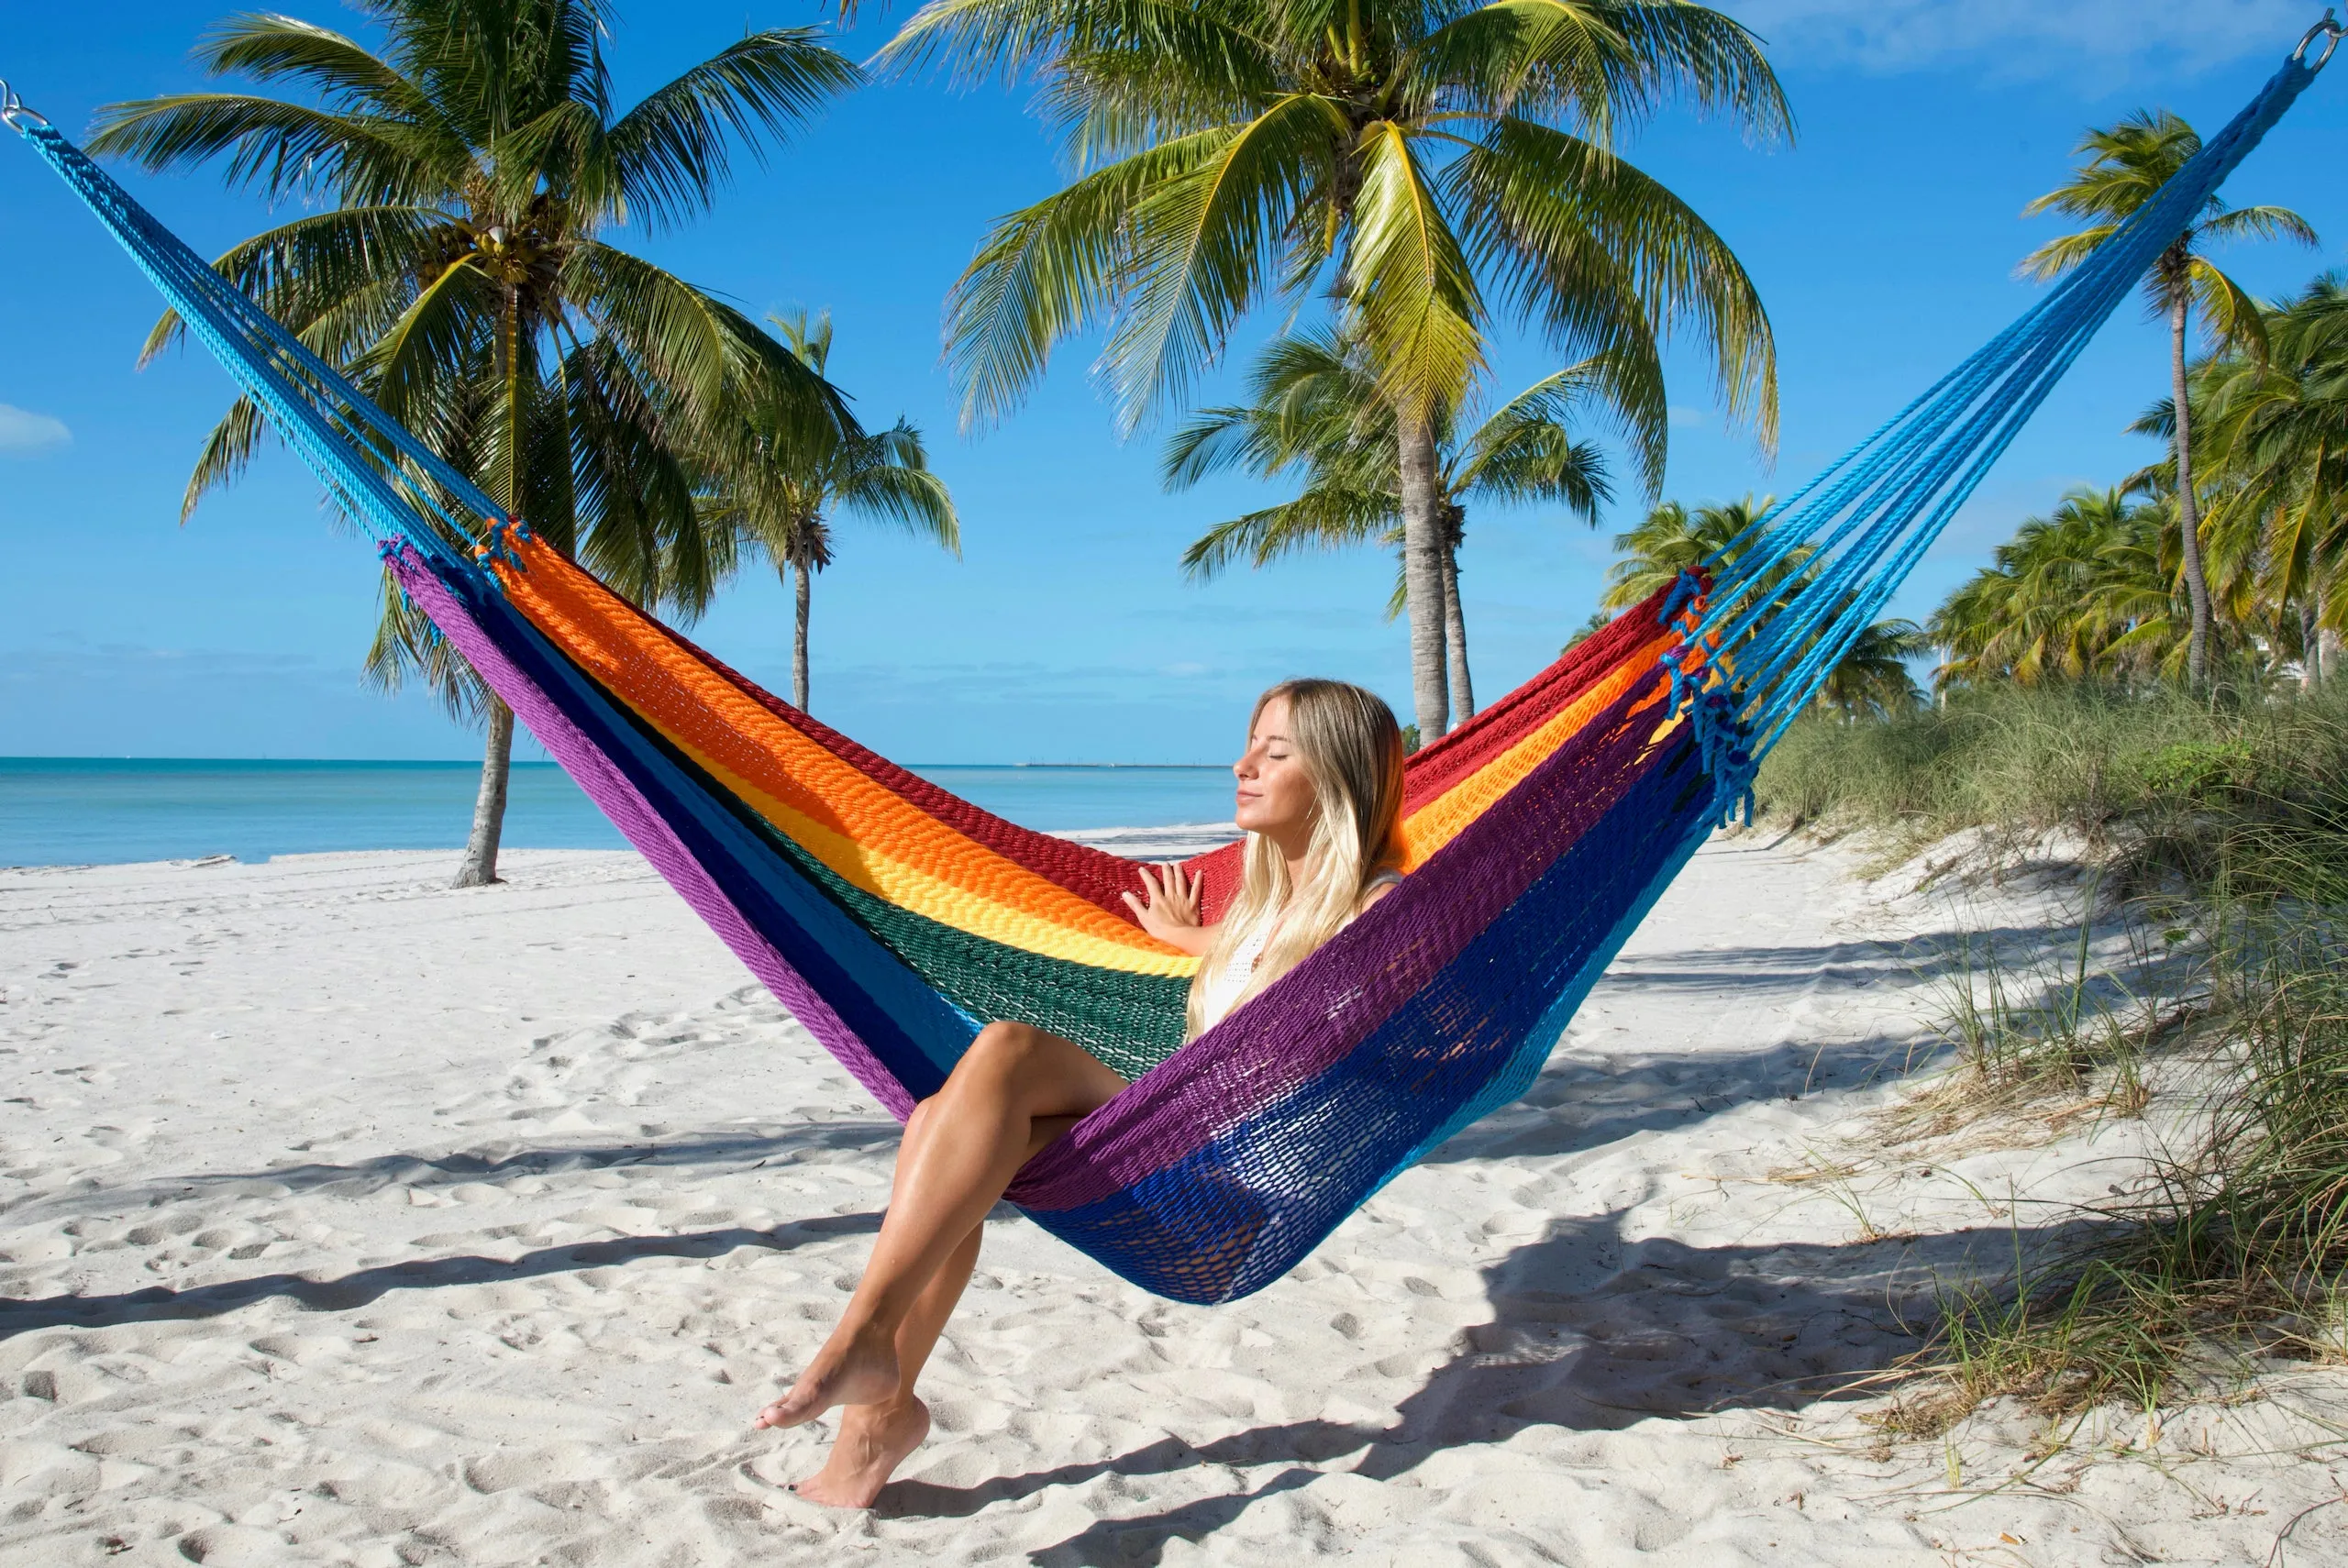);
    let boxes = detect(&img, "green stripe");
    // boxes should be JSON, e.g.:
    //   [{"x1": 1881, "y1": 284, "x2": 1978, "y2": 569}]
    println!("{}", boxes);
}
[
  {"x1": 764, "y1": 821, "x2": 1191, "y2": 1079},
  {"x1": 609, "y1": 690, "x2": 1190, "y2": 1078}
]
